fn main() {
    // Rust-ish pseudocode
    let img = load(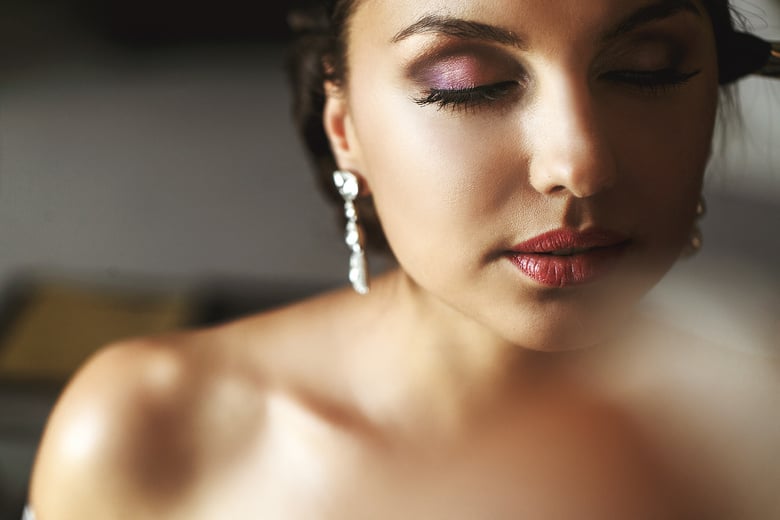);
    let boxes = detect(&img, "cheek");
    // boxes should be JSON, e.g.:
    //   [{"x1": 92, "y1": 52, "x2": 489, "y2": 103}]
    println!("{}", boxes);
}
[
  {"x1": 617, "y1": 99, "x2": 715, "y2": 179},
  {"x1": 607, "y1": 83, "x2": 718, "y2": 239},
  {"x1": 350, "y1": 88, "x2": 520, "y2": 268}
]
